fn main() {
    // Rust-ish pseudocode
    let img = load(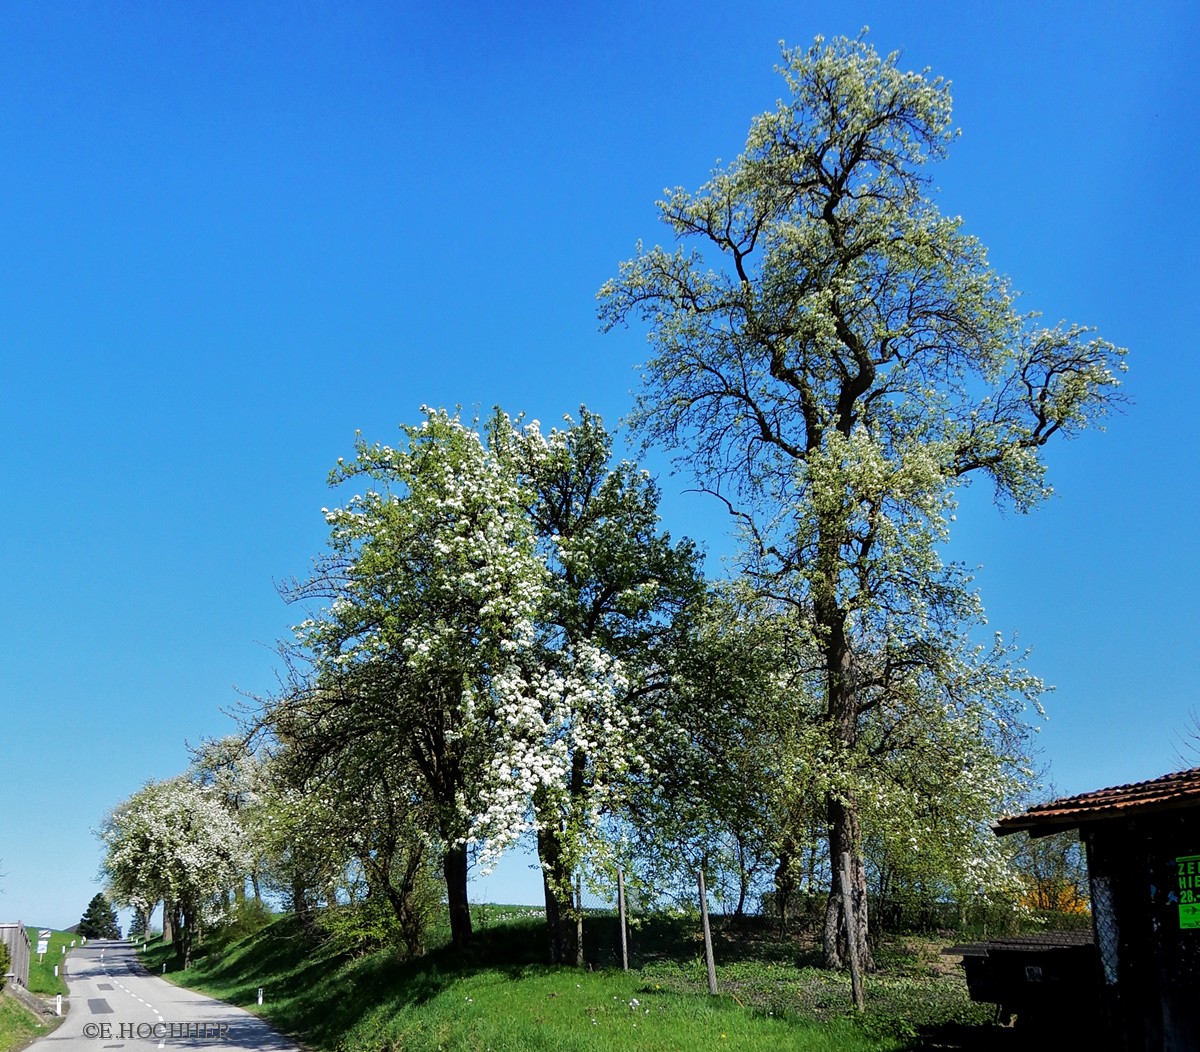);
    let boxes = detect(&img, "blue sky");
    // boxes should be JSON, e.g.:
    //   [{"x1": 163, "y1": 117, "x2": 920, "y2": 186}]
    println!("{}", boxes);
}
[{"x1": 1, "y1": 1, "x2": 1196, "y2": 930}]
